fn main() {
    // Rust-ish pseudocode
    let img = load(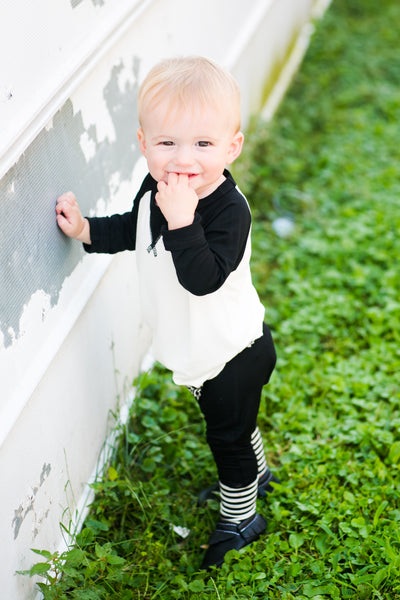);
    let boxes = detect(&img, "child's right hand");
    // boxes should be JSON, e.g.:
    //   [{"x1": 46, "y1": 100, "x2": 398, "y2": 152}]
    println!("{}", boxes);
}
[
  {"x1": 156, "y1": 173, "x2": 199, "y2": 230},
  {"x1": 56, "y1": 192, "x2": 91, "y2": 244}
]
